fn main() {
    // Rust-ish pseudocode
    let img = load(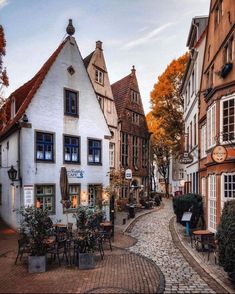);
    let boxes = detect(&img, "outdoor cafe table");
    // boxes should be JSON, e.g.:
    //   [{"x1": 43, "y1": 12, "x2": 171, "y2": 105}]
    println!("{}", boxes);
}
[{"x1": 192, "y1": 229, "x2": 214, "y2": 251}]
